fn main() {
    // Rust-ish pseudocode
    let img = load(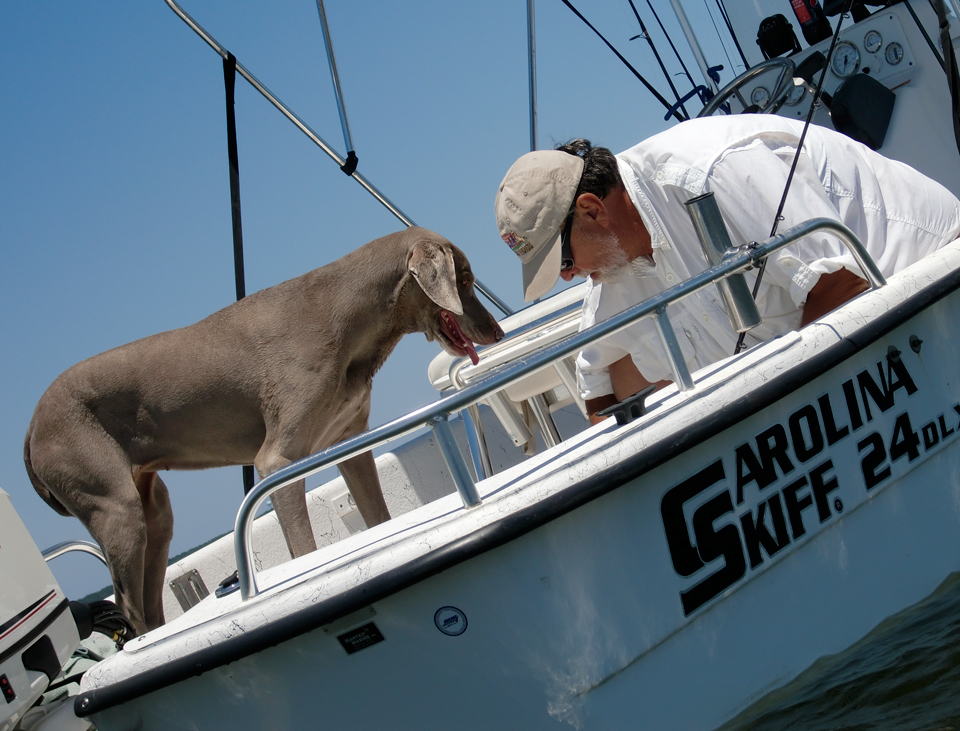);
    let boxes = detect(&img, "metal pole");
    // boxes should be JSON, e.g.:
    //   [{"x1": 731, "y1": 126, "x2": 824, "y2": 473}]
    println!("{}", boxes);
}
[
  {"x1": 685, "y1": 192, "x2": 761, "y2": 333},
  {"x1": 430, "y1": 415, "x2": 482, "y2": 508},
  {"x1": 315, "y1": 0, "x2": 358, "y2": 171},
  {"x1": 666, "y1": 0, "x2": 719, "y2": 92},
  {"x1": 653, "y1": 307, "x2": 695, "y2": 391},
  {"x1": 464, "y1": 405, "x2": 493, "y2": 479},
  {"x1": 527, "y1": 0, "x2": 538, "y2": 151},
  {"x1": 42, "y1": 540, "x2": 107, "y2": 566},
  {"x1": 528, "y1": 394, "x2": 562, "y2": 448}
]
